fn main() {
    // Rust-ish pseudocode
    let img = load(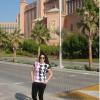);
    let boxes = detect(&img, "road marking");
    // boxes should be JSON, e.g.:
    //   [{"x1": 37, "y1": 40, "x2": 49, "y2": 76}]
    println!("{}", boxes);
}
[
  {"x1": 0, "y1": 81, "x2": 33, "y2": 86},
  {"x1": 15, "y1": 82, "x2": 25, "y2": 85},
  {"x1": 53, "y1": 68, "x2": 98, "y2": 76},
  {"x1": 69, "y1": 75, "x2": 76, "y2": 77},
  {"x1": 83, "y1": 73, "x2": 89, "y2": 74},
  {"x1": 78, "y1": 90, "x2": 99, "y2": 98},
  {"x1": 0, "y1": 82, "x2": 25, "y2": 86}
]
